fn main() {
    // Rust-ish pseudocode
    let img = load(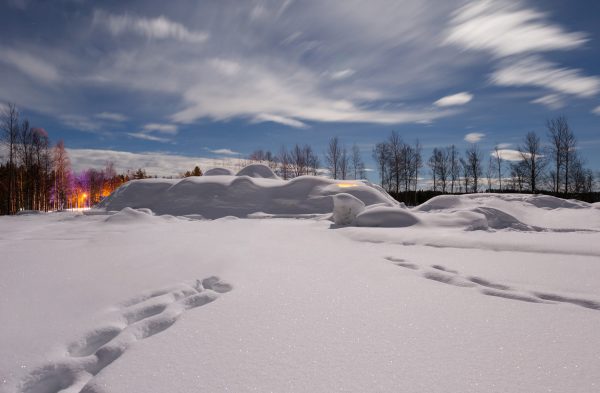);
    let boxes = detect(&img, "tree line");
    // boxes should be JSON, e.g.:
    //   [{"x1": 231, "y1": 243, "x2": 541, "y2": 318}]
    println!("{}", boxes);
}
[
  {"x1": 424, "y1": 116, "x2": 595, "y2": 196},
  {"x1": 243, "y1": 139, "x2": 367, "y2": 181},
  {"x1": 0, "y1": 103, "x2": 144, "y2": 215}
]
